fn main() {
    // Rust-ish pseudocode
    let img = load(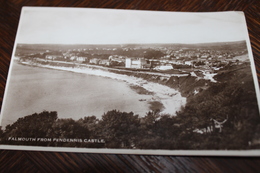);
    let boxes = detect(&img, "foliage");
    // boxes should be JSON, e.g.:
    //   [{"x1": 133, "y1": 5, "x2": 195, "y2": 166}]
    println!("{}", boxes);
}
[
  {"x1": 175, "y1": 64, "x2": 260, "y2": 149},
  {"x1": 137, "y1": 112, "x2": 181, "y2": 149},
  {"x1": 99, "y1": 110, "x2": 140, "y2": 148},
  {"x1": 4, "y1": 111, "x2": 57, "y2": 138},
  {"x1": 49, "y1": 118, "x2": 89, "y2": 139},
  {"x1": 144, "y1": 49, "x2": 165, "y2": 59},
  {"x1": 2, "y1": 111, "x2": 57, "y2": 145}
]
